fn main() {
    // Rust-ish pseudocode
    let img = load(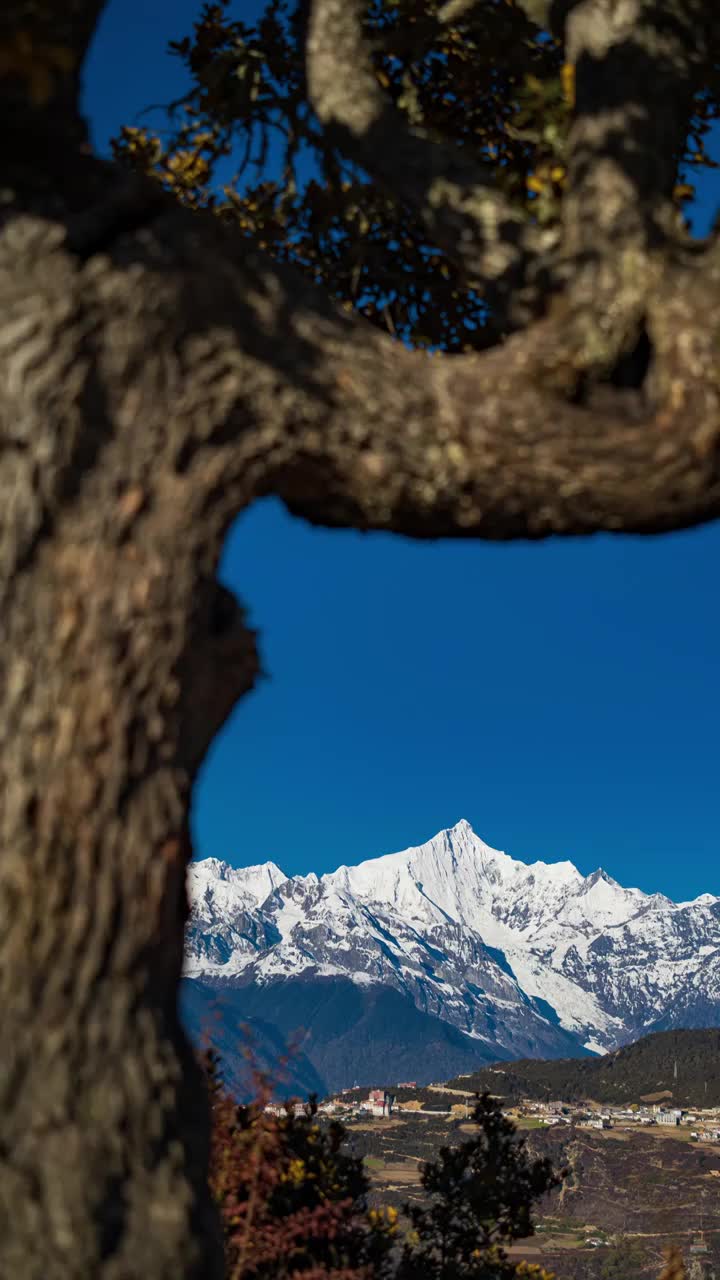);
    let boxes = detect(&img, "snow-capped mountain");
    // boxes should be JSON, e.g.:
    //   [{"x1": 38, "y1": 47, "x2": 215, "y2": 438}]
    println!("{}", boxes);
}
[{"x1": 184, "y1": 821, "x2": 720, "y2": 1089}]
